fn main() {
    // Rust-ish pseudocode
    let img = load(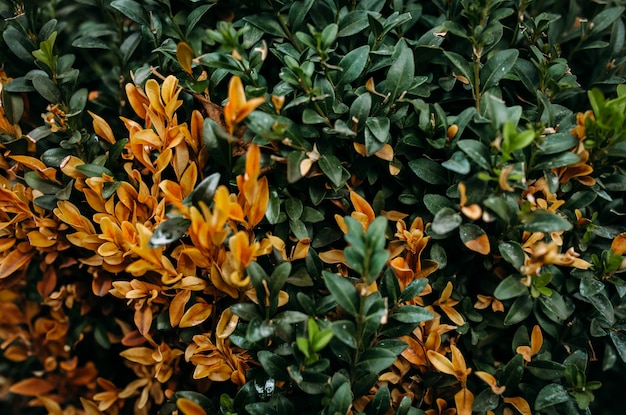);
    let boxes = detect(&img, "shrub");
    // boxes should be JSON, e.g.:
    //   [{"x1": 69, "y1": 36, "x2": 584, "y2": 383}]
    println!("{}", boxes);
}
[{"x1": 1, "y1": 0, "x2": 625, "y2": 414}]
